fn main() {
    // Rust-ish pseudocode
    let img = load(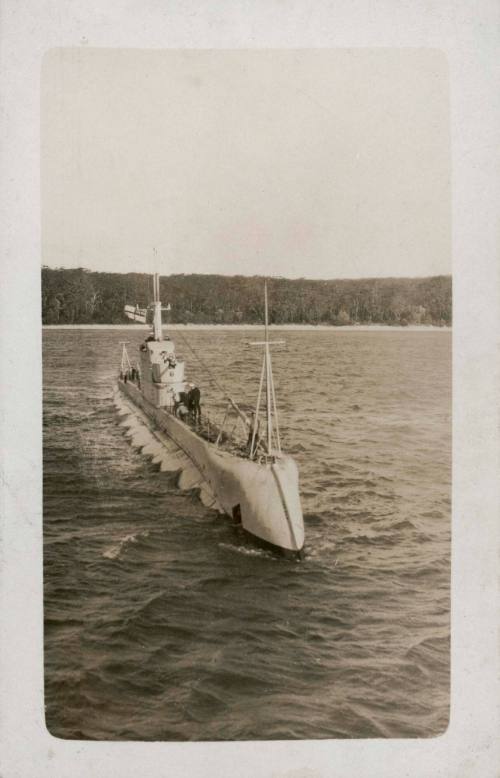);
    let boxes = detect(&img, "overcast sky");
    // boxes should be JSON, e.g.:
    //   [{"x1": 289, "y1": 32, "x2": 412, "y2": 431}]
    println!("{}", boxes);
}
[{"x1": 41, "y1": 48, "x2": 450, "y2": 280}]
